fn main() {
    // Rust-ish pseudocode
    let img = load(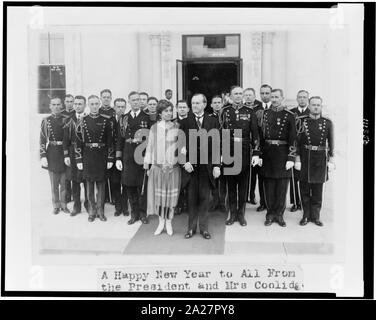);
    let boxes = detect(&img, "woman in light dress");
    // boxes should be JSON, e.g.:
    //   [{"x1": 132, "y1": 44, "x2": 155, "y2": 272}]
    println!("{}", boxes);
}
[{"x1": 144, "y1": 100, "x2": 181, "y2": 236}]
